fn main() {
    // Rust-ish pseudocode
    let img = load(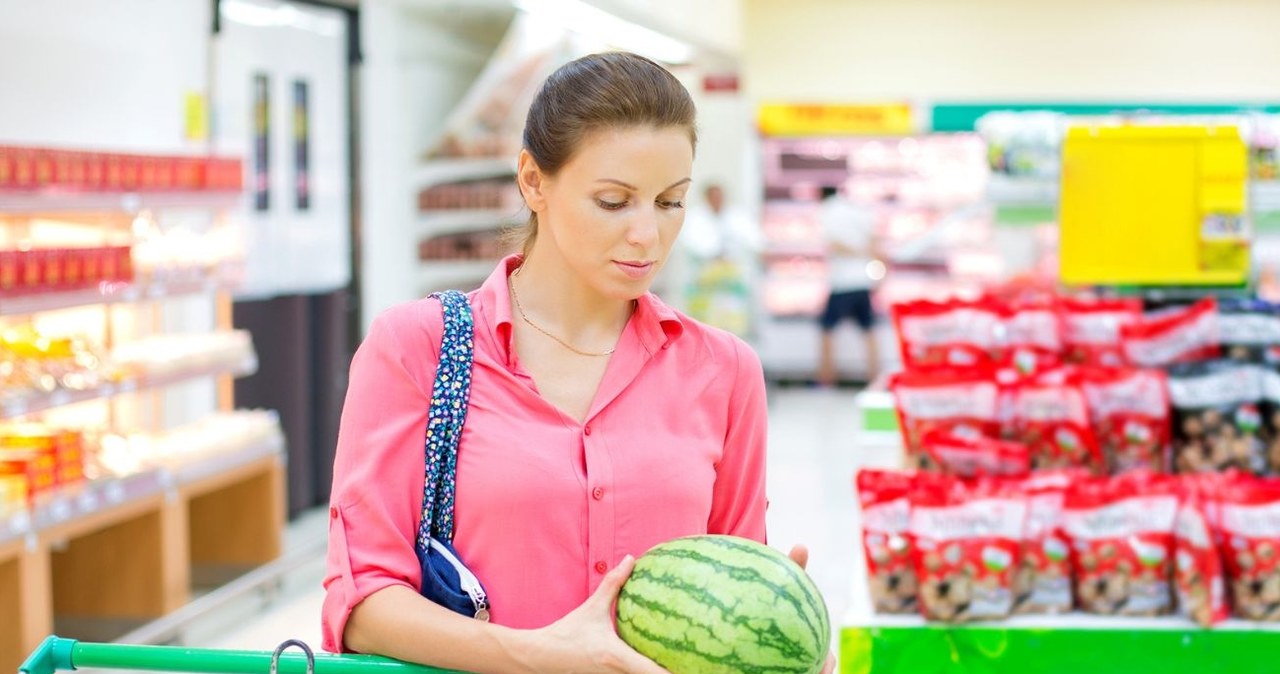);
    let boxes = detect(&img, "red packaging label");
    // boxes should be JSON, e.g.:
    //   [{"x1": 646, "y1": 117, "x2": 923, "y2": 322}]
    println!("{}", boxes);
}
[
  {"x1": 1013, "y1": 383, "x2": 1104, "y2": 473},
  {"x1": 1121, "y1": 298, "x2": 1220, "y2": 368},
  {"x1": 0, "y1": 250, "x2": 18, "y2": 292},
  {"x1": 892, "y1": 300, "x2": 1003, "y2": 371},
  {"x1": 1218, "y1": 478, "x2": 1280, "y2": 621},
  {"x1": 1060, "y1": 297, "x2": 1143, "y2": 367},
  {"x1": 856, "y1": 470, "x2": 918, "y2": 614},
  {"x1": 1062, "y1": 476, "x2": 1179, "y2": 616},
  {"x1": 1174, "y1": 495, "x2": 1230, "y2": 626},
  {"x1": 909, "y1": 478, "x2": 1027, "y2": 622},
  {"x1": 891, "y1": 371, "x2": 1000, "y2": 465},
  {"x1": 1080, "y1": 368, "x2": 1172, "y2": 474},
  {"x1": 921, "y1": 430, "x2": 1030, "y2": 478}
]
